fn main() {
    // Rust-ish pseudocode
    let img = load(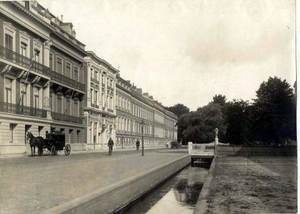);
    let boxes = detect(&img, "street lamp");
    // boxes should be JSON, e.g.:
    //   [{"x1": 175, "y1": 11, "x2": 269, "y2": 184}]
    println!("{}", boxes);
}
[{"x1": 141, "y1": 119, "x2": 145, "y2": 156}]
